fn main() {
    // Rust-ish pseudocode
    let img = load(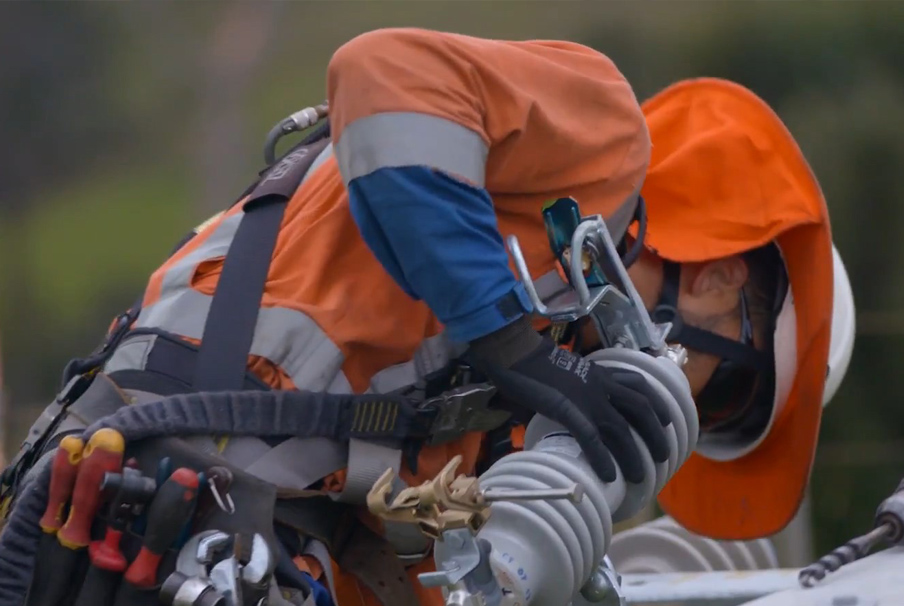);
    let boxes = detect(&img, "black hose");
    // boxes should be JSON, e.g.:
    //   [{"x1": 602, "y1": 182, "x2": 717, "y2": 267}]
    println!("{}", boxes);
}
[
  {"x1": 0, "y1": 460, "x2": 52, "y2": 606},
  {"x1": 264, "y1": 115, "x2": 331, "y2": 167},
  {"x1": 80, "y1": 389, "x2": 423, "y2": 445},
  {"x1": 263, "y1": 118, "x2": 297, "y2": 166}
]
